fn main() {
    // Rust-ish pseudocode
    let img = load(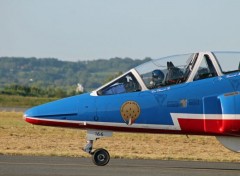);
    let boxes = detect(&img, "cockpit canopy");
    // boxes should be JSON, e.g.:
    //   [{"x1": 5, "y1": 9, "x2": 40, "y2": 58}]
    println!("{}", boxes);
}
[
  {"x1": 135, "y1": 53, "x2": 195, "y2": 89},
  {"x1": 93, "y1": 51, "x2": 240, "y2": 96}
]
